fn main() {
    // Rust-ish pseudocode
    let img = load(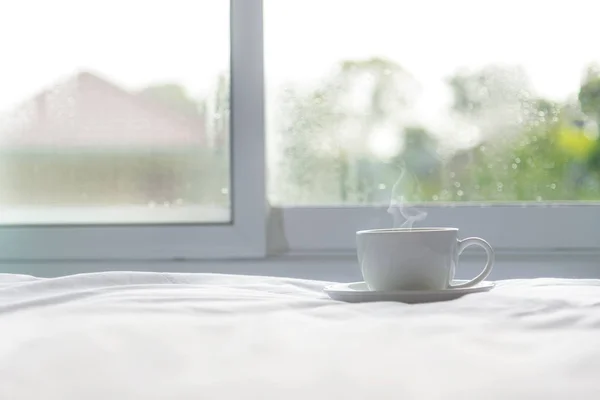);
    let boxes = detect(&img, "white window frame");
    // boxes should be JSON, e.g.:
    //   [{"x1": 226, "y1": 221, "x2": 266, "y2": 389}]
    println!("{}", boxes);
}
[
  {"x1": 1, "y1": 0, "x2": 599, "y2": 262},
  {"x1": 0, "y1": 0, "x2": 266, "y2": 261}
]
